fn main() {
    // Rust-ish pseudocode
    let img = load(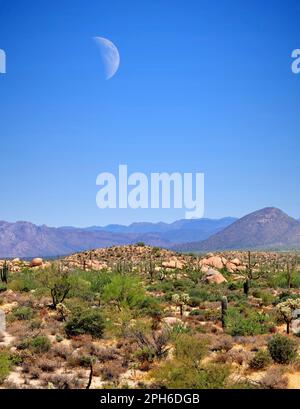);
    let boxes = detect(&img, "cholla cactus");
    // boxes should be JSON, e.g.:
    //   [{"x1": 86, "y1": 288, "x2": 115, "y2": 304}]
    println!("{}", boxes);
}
[
  {"x1": 56, "y1": 303, "x2": 70, "y2": 321},
  {"x1": 172, "y1": 293, "x2": 190, "y2": 317},
  {"x1": 276, "y1": 299, "x2": 300, "y2": 334}
]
